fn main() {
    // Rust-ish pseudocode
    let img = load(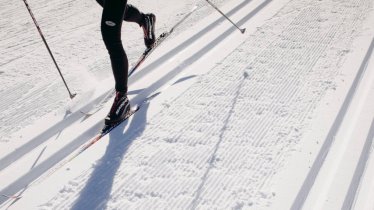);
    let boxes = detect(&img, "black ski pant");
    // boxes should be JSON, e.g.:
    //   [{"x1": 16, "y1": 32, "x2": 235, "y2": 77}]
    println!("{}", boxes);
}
[{"x1": 96, "y1": 0, "x2": 144, "y2": 93}]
